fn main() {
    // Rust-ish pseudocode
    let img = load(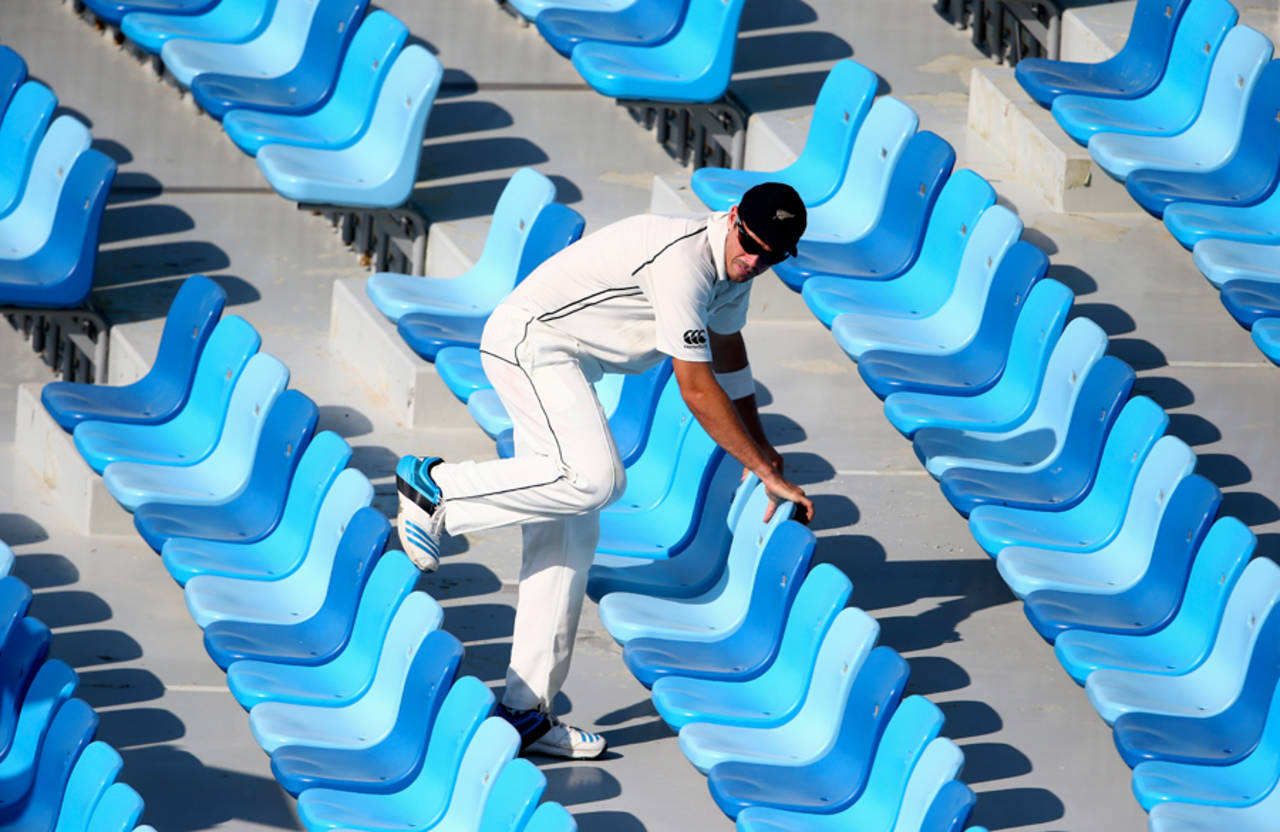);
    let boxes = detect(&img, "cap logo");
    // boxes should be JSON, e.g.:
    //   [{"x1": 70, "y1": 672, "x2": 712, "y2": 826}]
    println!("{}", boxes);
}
[{"x1": 774, "y1": 209, "x2": 795, "y2": 221}]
